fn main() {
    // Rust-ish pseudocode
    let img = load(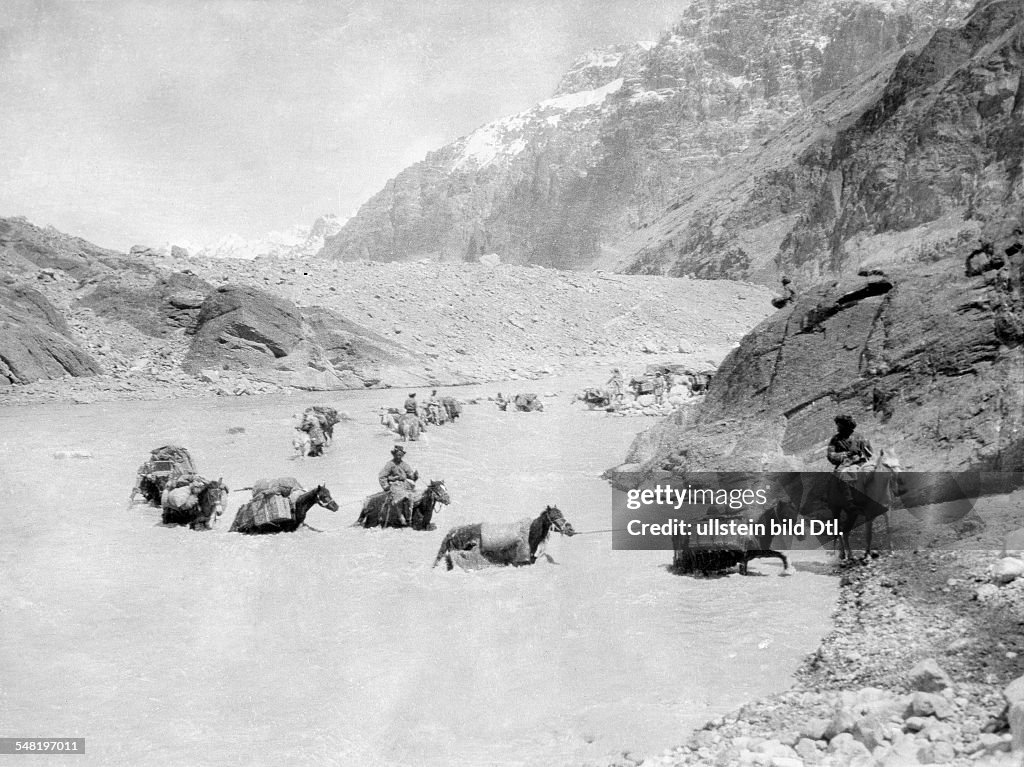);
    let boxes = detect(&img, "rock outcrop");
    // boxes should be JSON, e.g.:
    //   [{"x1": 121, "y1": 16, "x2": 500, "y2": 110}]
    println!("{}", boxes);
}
[
  {"x1": 621, "y1": 244, "x2": 1024, "y2": 475},
  {"x1": 77, "y1": 272, "x2": 213, "y2": 337},
  {"x1": 0, "y1": 283, "x2": 101, "y2": 385},
  {"x1": 321, "y1": 0, "x2": 971, "y2": 270},
  {"x1": 615, "y1": 0, "x2": 1024, "y2": 477},
  {"x1": 183, "y1": 284, "x2": 439, "y2": 389}
]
